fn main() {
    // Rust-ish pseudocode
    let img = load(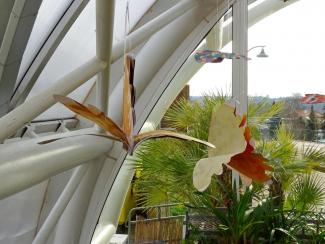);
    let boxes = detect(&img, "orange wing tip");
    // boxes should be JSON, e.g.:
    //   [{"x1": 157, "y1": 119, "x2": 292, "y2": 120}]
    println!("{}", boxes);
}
[
  {"x1": 244, "y1": 127, "x2": 251, "y2": 142},
  {"x1": 239, "y1": 114, "x2": 247, "y2": 128}
]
